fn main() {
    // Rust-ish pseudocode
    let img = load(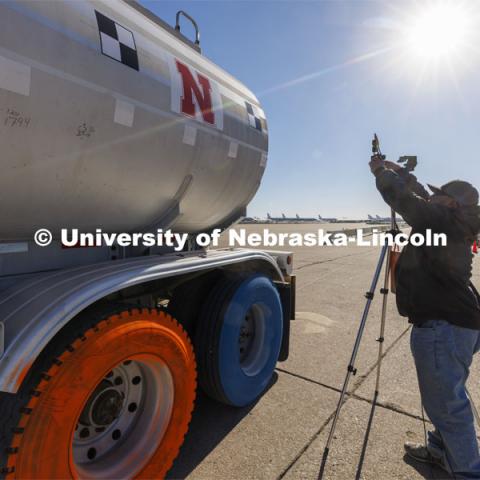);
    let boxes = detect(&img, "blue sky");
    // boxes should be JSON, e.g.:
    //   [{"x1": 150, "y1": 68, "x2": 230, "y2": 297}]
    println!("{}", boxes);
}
[{"x1": 141, "y1": 0, "x2": 480, "y2": 219}]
